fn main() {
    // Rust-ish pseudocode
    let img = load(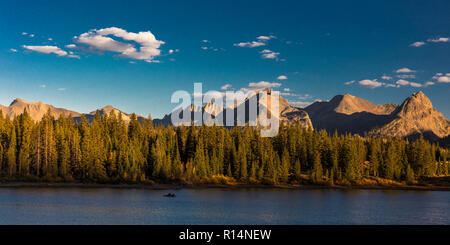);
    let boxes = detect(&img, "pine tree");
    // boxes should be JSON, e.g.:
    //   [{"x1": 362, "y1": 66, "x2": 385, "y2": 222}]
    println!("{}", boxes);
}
[
  {"x1": 17, "y1": 110, "x2": 33, "y2": 177},
  {"x1": 280, "y1": 149, "x2": 290, "y2": 182},
  {"x1": 294, "y1": 159, "x2": 301, "y2": 178},
  {"x1": 310, "y1": 152, "x2": 322, "y2": 183},
  {"x1": 6, "y1": 127, "x2": 17, "y2": 177},
  {"x1": 406, "y1": 164, "x2": 414, "y2": 184}
]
